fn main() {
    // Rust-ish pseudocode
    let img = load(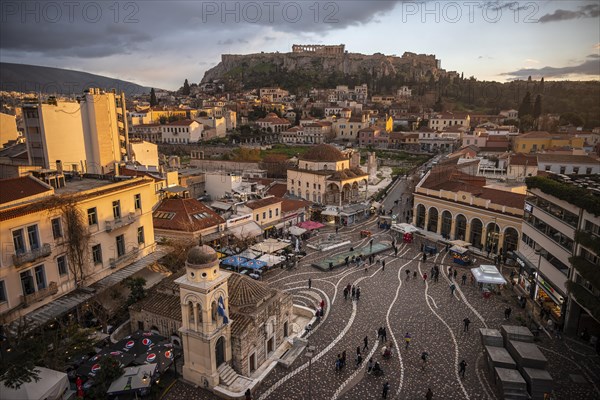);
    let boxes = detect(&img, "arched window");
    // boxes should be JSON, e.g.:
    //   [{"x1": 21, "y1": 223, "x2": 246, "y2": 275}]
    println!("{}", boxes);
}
[
  {"x1": 211, "y1": 300, "x2": 218, "y2": 322},
  {"x1": 188, "y1": 301, "x2": 195, "y2": 324}
]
